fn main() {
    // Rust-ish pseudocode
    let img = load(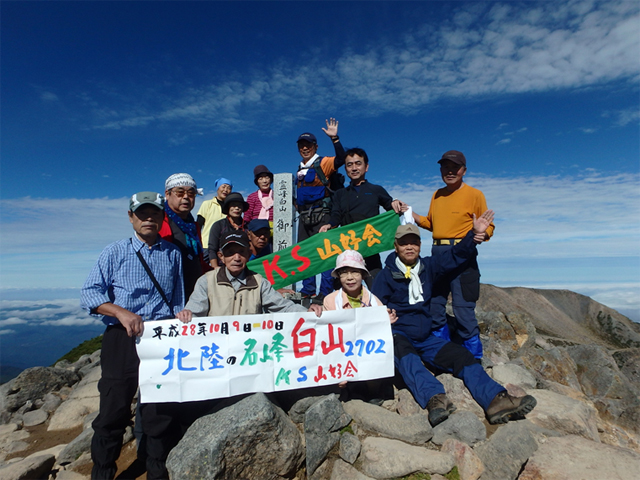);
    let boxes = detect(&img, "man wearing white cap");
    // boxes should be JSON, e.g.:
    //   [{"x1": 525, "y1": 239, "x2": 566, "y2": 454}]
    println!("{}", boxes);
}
[{"x1": 160, "y1": 173, "x2": 209, "y2": 298}]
